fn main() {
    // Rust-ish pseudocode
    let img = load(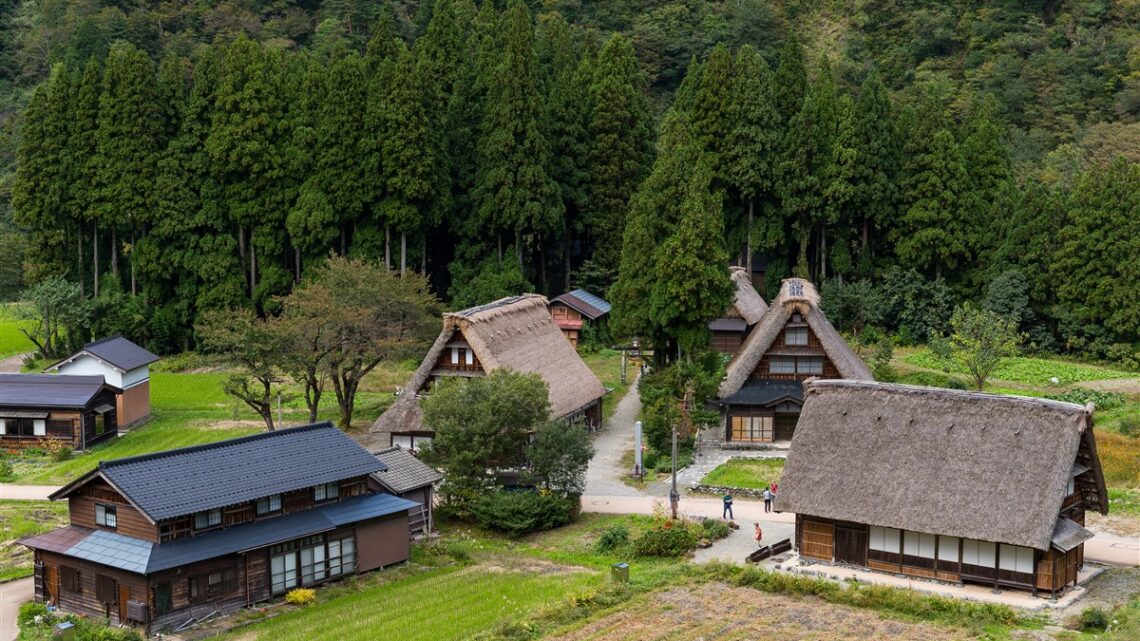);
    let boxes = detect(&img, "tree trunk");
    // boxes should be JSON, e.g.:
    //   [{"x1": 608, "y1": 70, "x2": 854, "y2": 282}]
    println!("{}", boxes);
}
[
  {"x1": 540, "y1": 245, "x2": 547, "y2": 293},
  {"x1": 130, "y1": 226, "x2": 137, "y2": 296},
  {"x1": 384, "y1": 226, "x2": 391, "y2": 270},
  {"x1": 340, "y1": 226, "x2": 347, "y2": 256},
  {"x1": 238, "y1": 225, "x2": 245, "y2": 260},
  {"x1": 250, "y1": 236, "x2": 257, "y2": 298},
  {"x1": 92, "y1": 221, "x2": 99, "y2": 297},
  {"x1": 421, "y1": 235, "x2": 426, "y2": 274},
  {"x1": 861, "y1": 217, "x2": 869, "y2": 250},
  {"x1": 295, "y1": 247, "x2": 301, "y2": 282},
  {"x1": 497, "y1": 234, "x2": 503, "y2": 266},
  {"x1": 400, "y1": 231, "x2": 407, "y2": 276},
  {"x1": 820, "y1": 225, "x2": 827, "y2": 281},
  {"x1": 516, "y1": 230, "x2": 522, "y2": 267},
  {"x1": 563, "y1": 230, "x2": 572, "y2": 291},
  {"x1": 110, "y1": 226, "x2": 118, "y2": 276},
  {"x1": 77, "y1": 225, "x2": 84, "y2": 297},
  {"x1": 746, "y1": 200, "x2": 754, "y2": 277}
]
